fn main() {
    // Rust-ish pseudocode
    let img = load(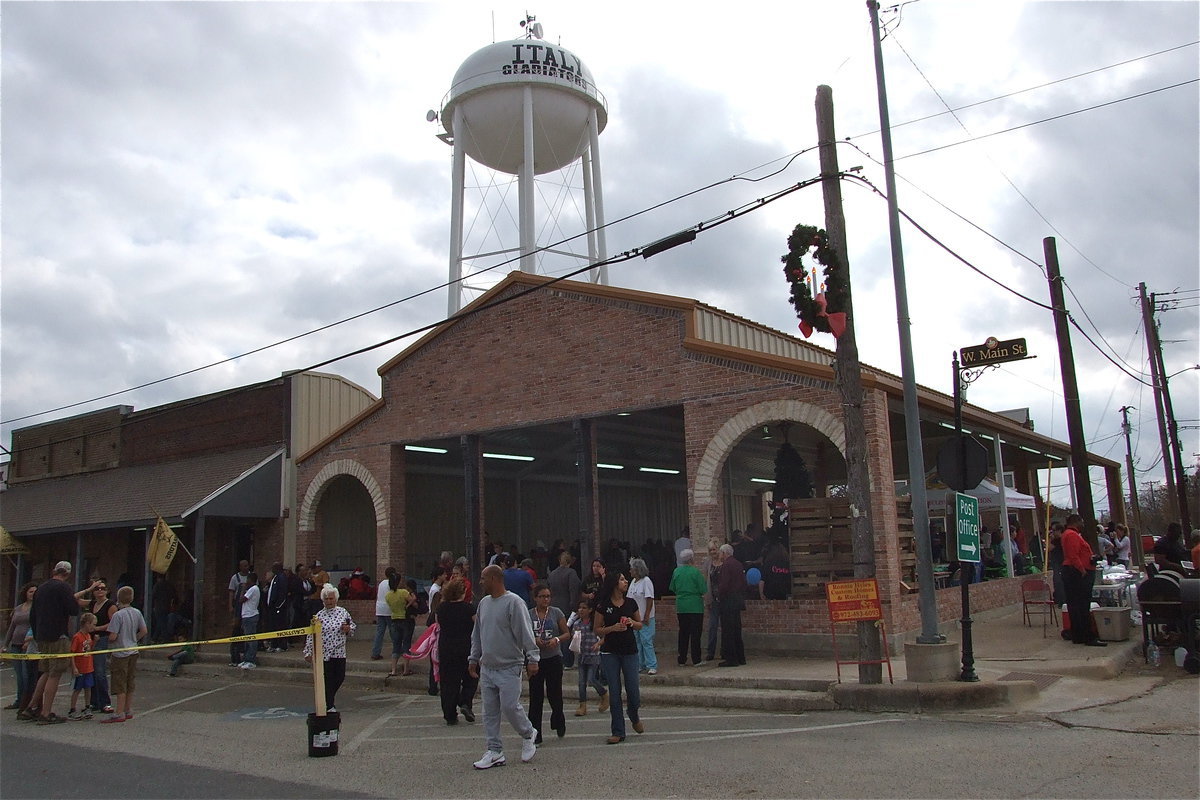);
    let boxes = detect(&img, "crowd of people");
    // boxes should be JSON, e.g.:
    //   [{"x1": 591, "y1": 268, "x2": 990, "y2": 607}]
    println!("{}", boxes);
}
[{"x1": 6, "y1": 561, "x2": 148, "y2": 725}]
